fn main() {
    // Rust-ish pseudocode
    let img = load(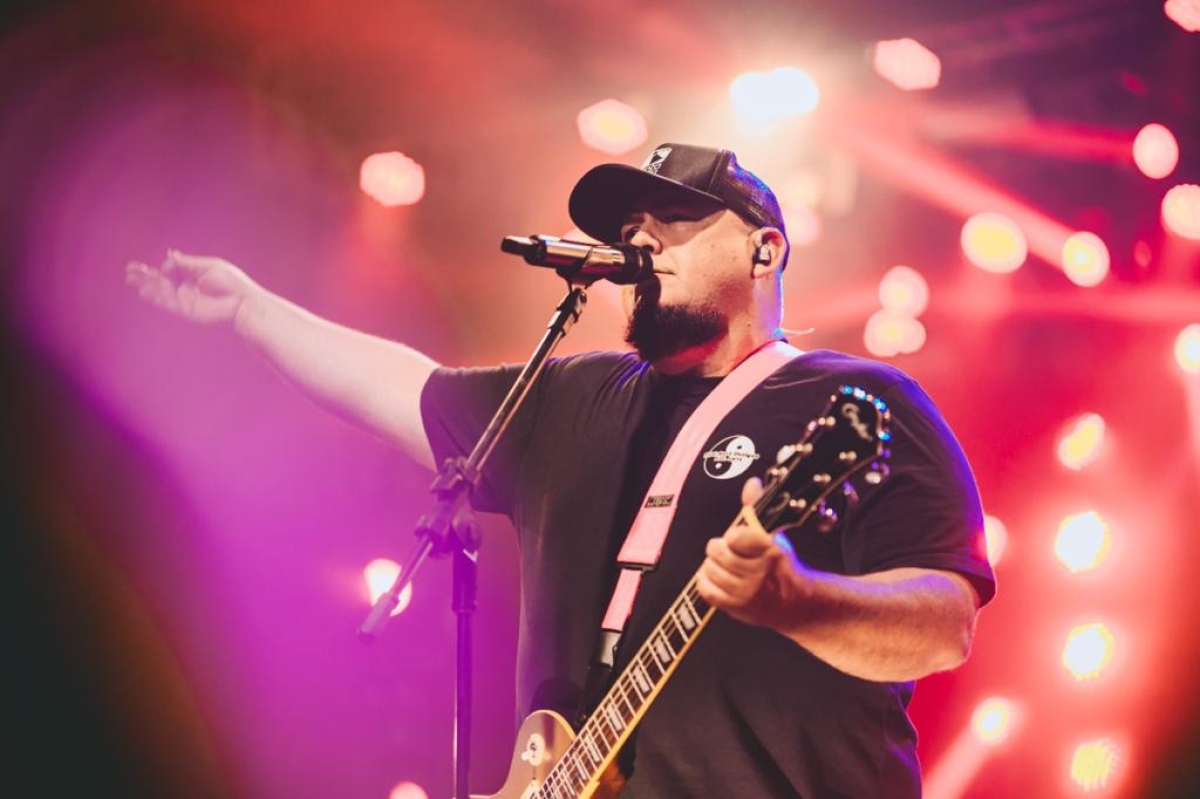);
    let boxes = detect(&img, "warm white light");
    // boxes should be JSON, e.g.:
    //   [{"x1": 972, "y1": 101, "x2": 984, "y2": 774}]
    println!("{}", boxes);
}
[
  {"x1": 971, "y1": 697, "x2": 1016, "y2": 745},
  {"x1": 389, "y1": 781, "x2": 430, "y2": 799},
  {"x1": 730, "y1": 67, "x2": 819, "y2": 127},
  {"x1": 878, "y1": 265, "x2": 930, "y2": 317},
  {"x1": 364, "y1": 558, "x2": 414, "y2": 616},
  {"x1": 1176, "y1": 324, "x2": 1200, "y2": 374},
  {"x1": 1061, "y1": 232, "x2": 1110, "y2": 288},
  {"x1": 576, "y1": 99, "x2": 648, "y2": 156},
  {"x1": 1056, "y1": 413, "x2": 1106, "y2": 471},
  {"x1": 1132, "y1": 123, "x2": 1179, "y2": 179},
  {"x1": 1062, "y1": 622, "x2": 1116, "y2": 681},
  {"x1": 983, "y1": 515, "x2": 1008, "y2": 567},
  {"x1": 873, "y1": 38, "x2": 942, "y2": 90},
  {"x1": 863, "y1": 309, "x2": 926, "y2": 357},
  {"x1": 1162, "y1": 184, "x2": 1200, "y2": 240},
  {"x1": 1070, "y1": 738, "x2": 1122, "y2": 792},
  {"x1": 359, "y1": 151, "x2": 426, "y2": 207},
  {"x1": 1165, "y1": 0, "x2": 1200, "y2": 32},
  {"x1": 1054, "y1": 511, "x2": 1111, "y2": 573},
  {"x1": 961, "y1": 212, "x2": 1027, "y2": 273}
]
